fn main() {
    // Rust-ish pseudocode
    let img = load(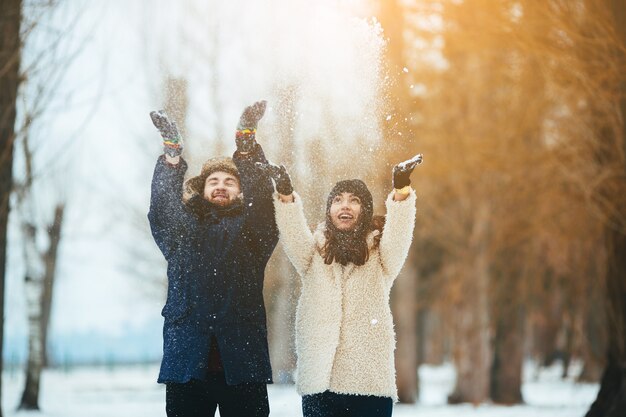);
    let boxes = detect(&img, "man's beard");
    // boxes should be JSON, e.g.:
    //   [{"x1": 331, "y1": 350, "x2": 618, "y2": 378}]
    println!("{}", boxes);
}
[
  {"x1": 209, "y1": 196, "x2": 233, "y2": 207},
  {"x1": 208, "y1": 190, "x2": 235, "y2": 207}
]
